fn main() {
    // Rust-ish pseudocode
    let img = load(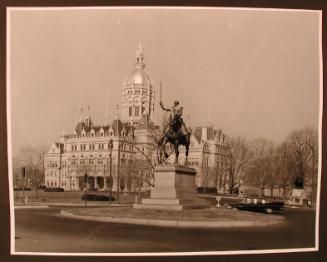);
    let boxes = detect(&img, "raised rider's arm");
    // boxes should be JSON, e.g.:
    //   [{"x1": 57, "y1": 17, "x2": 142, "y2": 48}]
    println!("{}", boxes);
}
[{"x1": 160, "y1": 101, "x2": 171, "y2": 112}]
